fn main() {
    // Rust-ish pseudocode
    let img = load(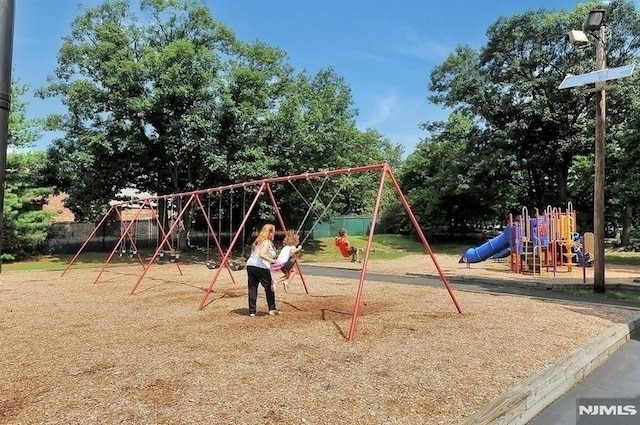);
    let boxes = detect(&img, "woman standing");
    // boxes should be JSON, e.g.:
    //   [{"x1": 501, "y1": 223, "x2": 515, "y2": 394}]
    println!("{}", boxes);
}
[{"x1": 245, "y1": 224, "x2": 278, "y2": 317}]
